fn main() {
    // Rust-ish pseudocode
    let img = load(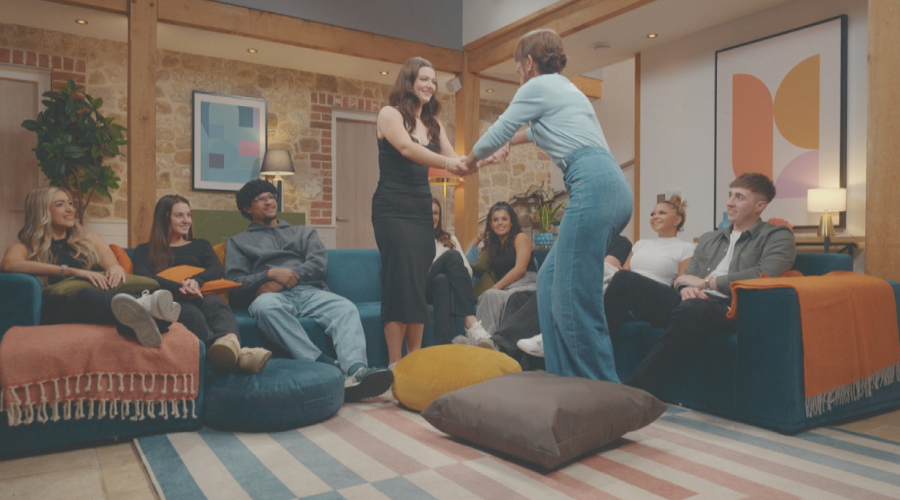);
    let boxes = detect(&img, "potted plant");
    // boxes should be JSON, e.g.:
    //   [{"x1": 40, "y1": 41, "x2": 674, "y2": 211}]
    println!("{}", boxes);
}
[
  {"x1": 514, "y1": 183, "x2": 566, "y2": 247},
  {"x1": 22, "y1": 79, "x2": 127, "y2": 224}
]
